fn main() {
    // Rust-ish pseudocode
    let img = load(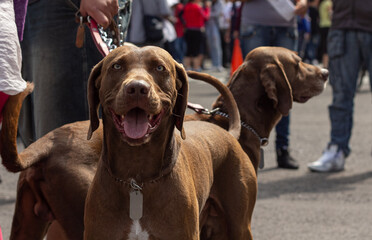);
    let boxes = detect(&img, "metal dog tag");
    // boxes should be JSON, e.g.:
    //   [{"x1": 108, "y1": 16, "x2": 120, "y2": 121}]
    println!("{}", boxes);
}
[
  {"x1": 129, "y1": 190, "x2": 143, "y2": 220},
  {"x1": 259, "y1": 148, "x2": 265, "y2": 169}
]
